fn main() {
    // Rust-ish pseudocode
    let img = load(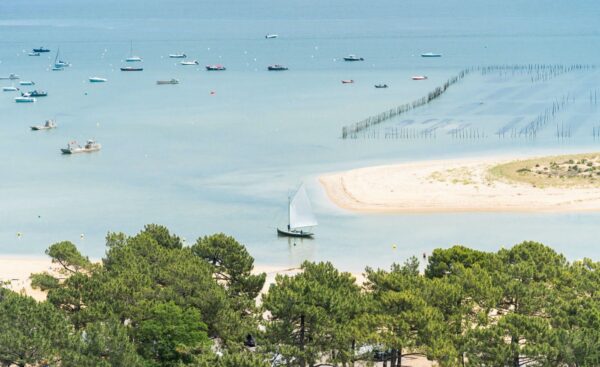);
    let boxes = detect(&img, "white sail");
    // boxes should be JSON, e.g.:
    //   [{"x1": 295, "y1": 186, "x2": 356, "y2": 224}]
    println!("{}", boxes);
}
[{"x1": 289, "y1": 185, "x2": 318, "y2": 229}]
